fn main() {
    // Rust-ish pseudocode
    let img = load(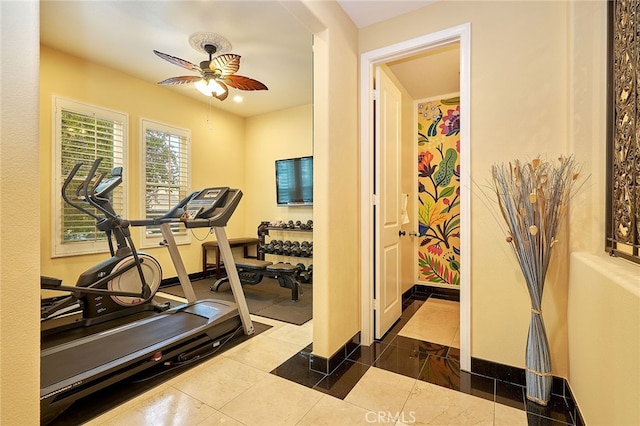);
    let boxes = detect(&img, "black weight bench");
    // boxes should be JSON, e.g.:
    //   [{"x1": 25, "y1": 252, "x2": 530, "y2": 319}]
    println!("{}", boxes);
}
[{"x1": 210, "y1": 259, "x2": 302, "y2": 301}]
